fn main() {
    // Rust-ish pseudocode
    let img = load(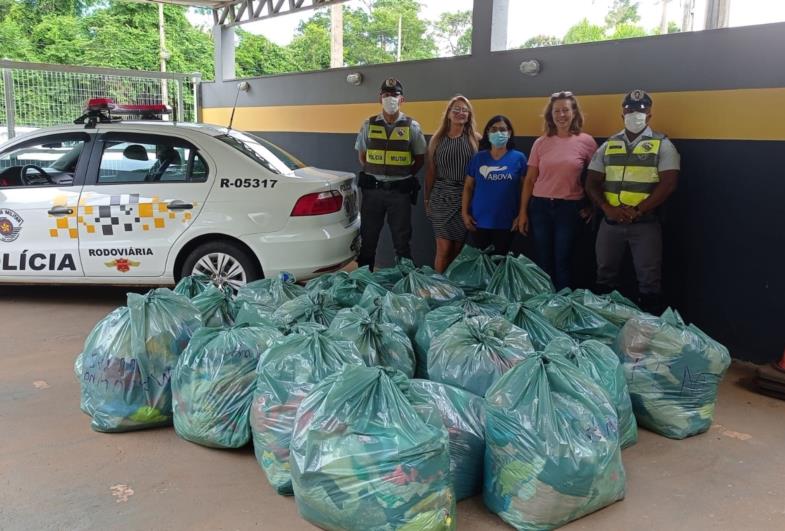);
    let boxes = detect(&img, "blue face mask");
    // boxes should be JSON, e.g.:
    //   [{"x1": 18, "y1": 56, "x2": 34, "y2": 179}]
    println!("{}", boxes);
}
[{"x1": 488, "y1": 131, "x2": 509, "y2": 147}]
